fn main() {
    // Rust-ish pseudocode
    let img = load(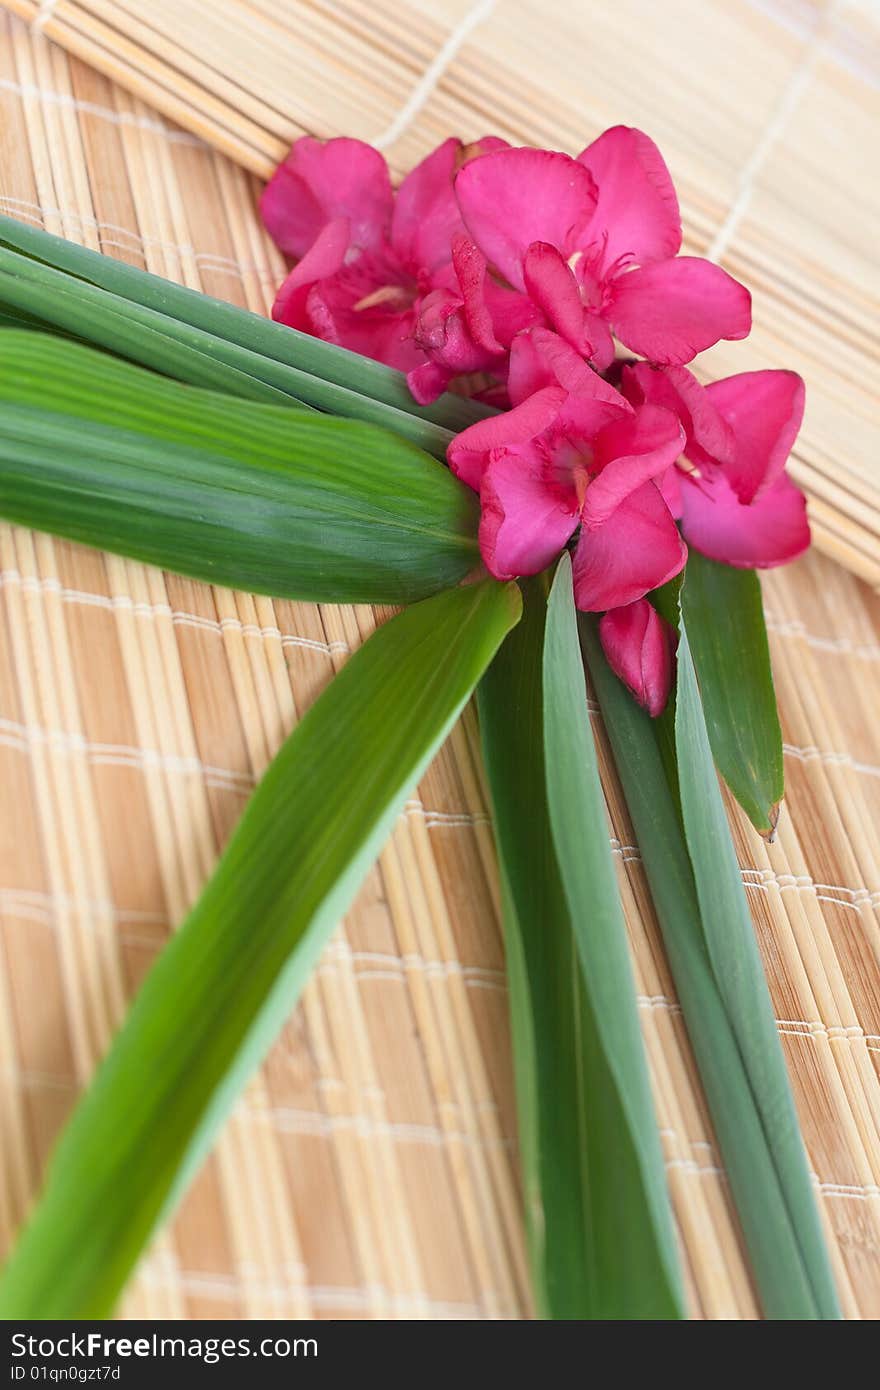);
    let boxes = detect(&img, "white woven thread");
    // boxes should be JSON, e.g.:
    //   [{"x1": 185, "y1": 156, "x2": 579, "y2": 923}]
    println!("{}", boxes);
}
[
  {"x1": 708, "y1": 0, "x2": 843, "y2": 261},
  {"x1": 31, "y1": 0, "x2": 62, "y2": 32},
  {"x1": 373, "y1": 0, "x2": 497, "y2": 150}
]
